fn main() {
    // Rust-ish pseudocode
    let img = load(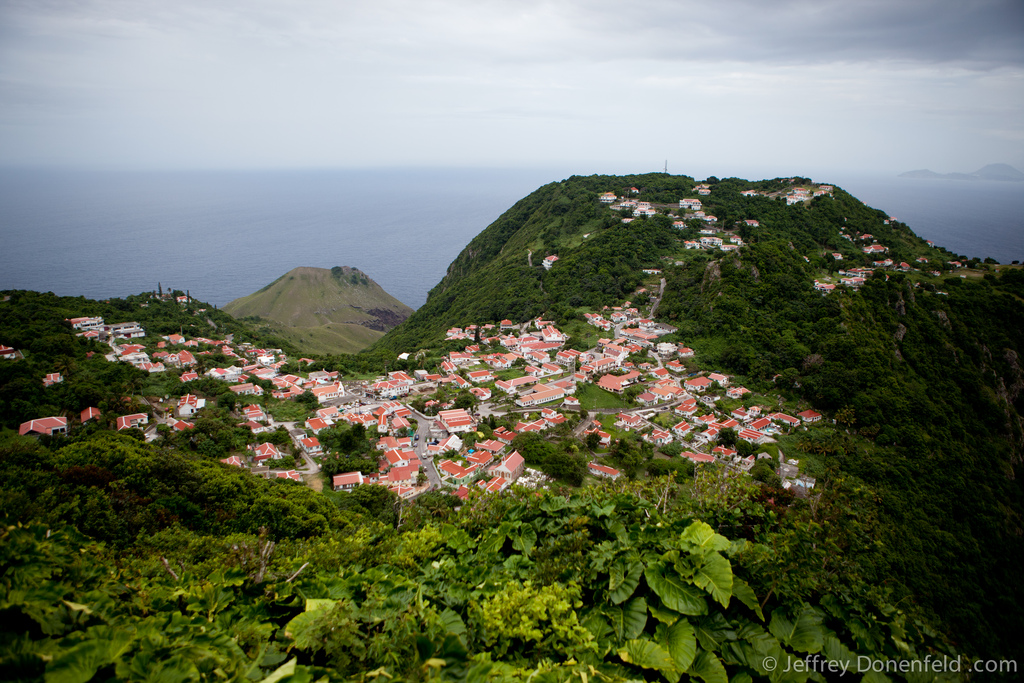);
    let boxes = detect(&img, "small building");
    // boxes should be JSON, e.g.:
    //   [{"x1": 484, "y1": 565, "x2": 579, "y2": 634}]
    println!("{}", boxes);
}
[
  {"x1": 19, "y1": 416, "x2": 69, "y2": 437},
  {"x1": 588, "y1": 462, "x2": 621, "y2": 479},
  {"x1": 115, "y1": 413, "x2": 149, "y2": 431}
]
